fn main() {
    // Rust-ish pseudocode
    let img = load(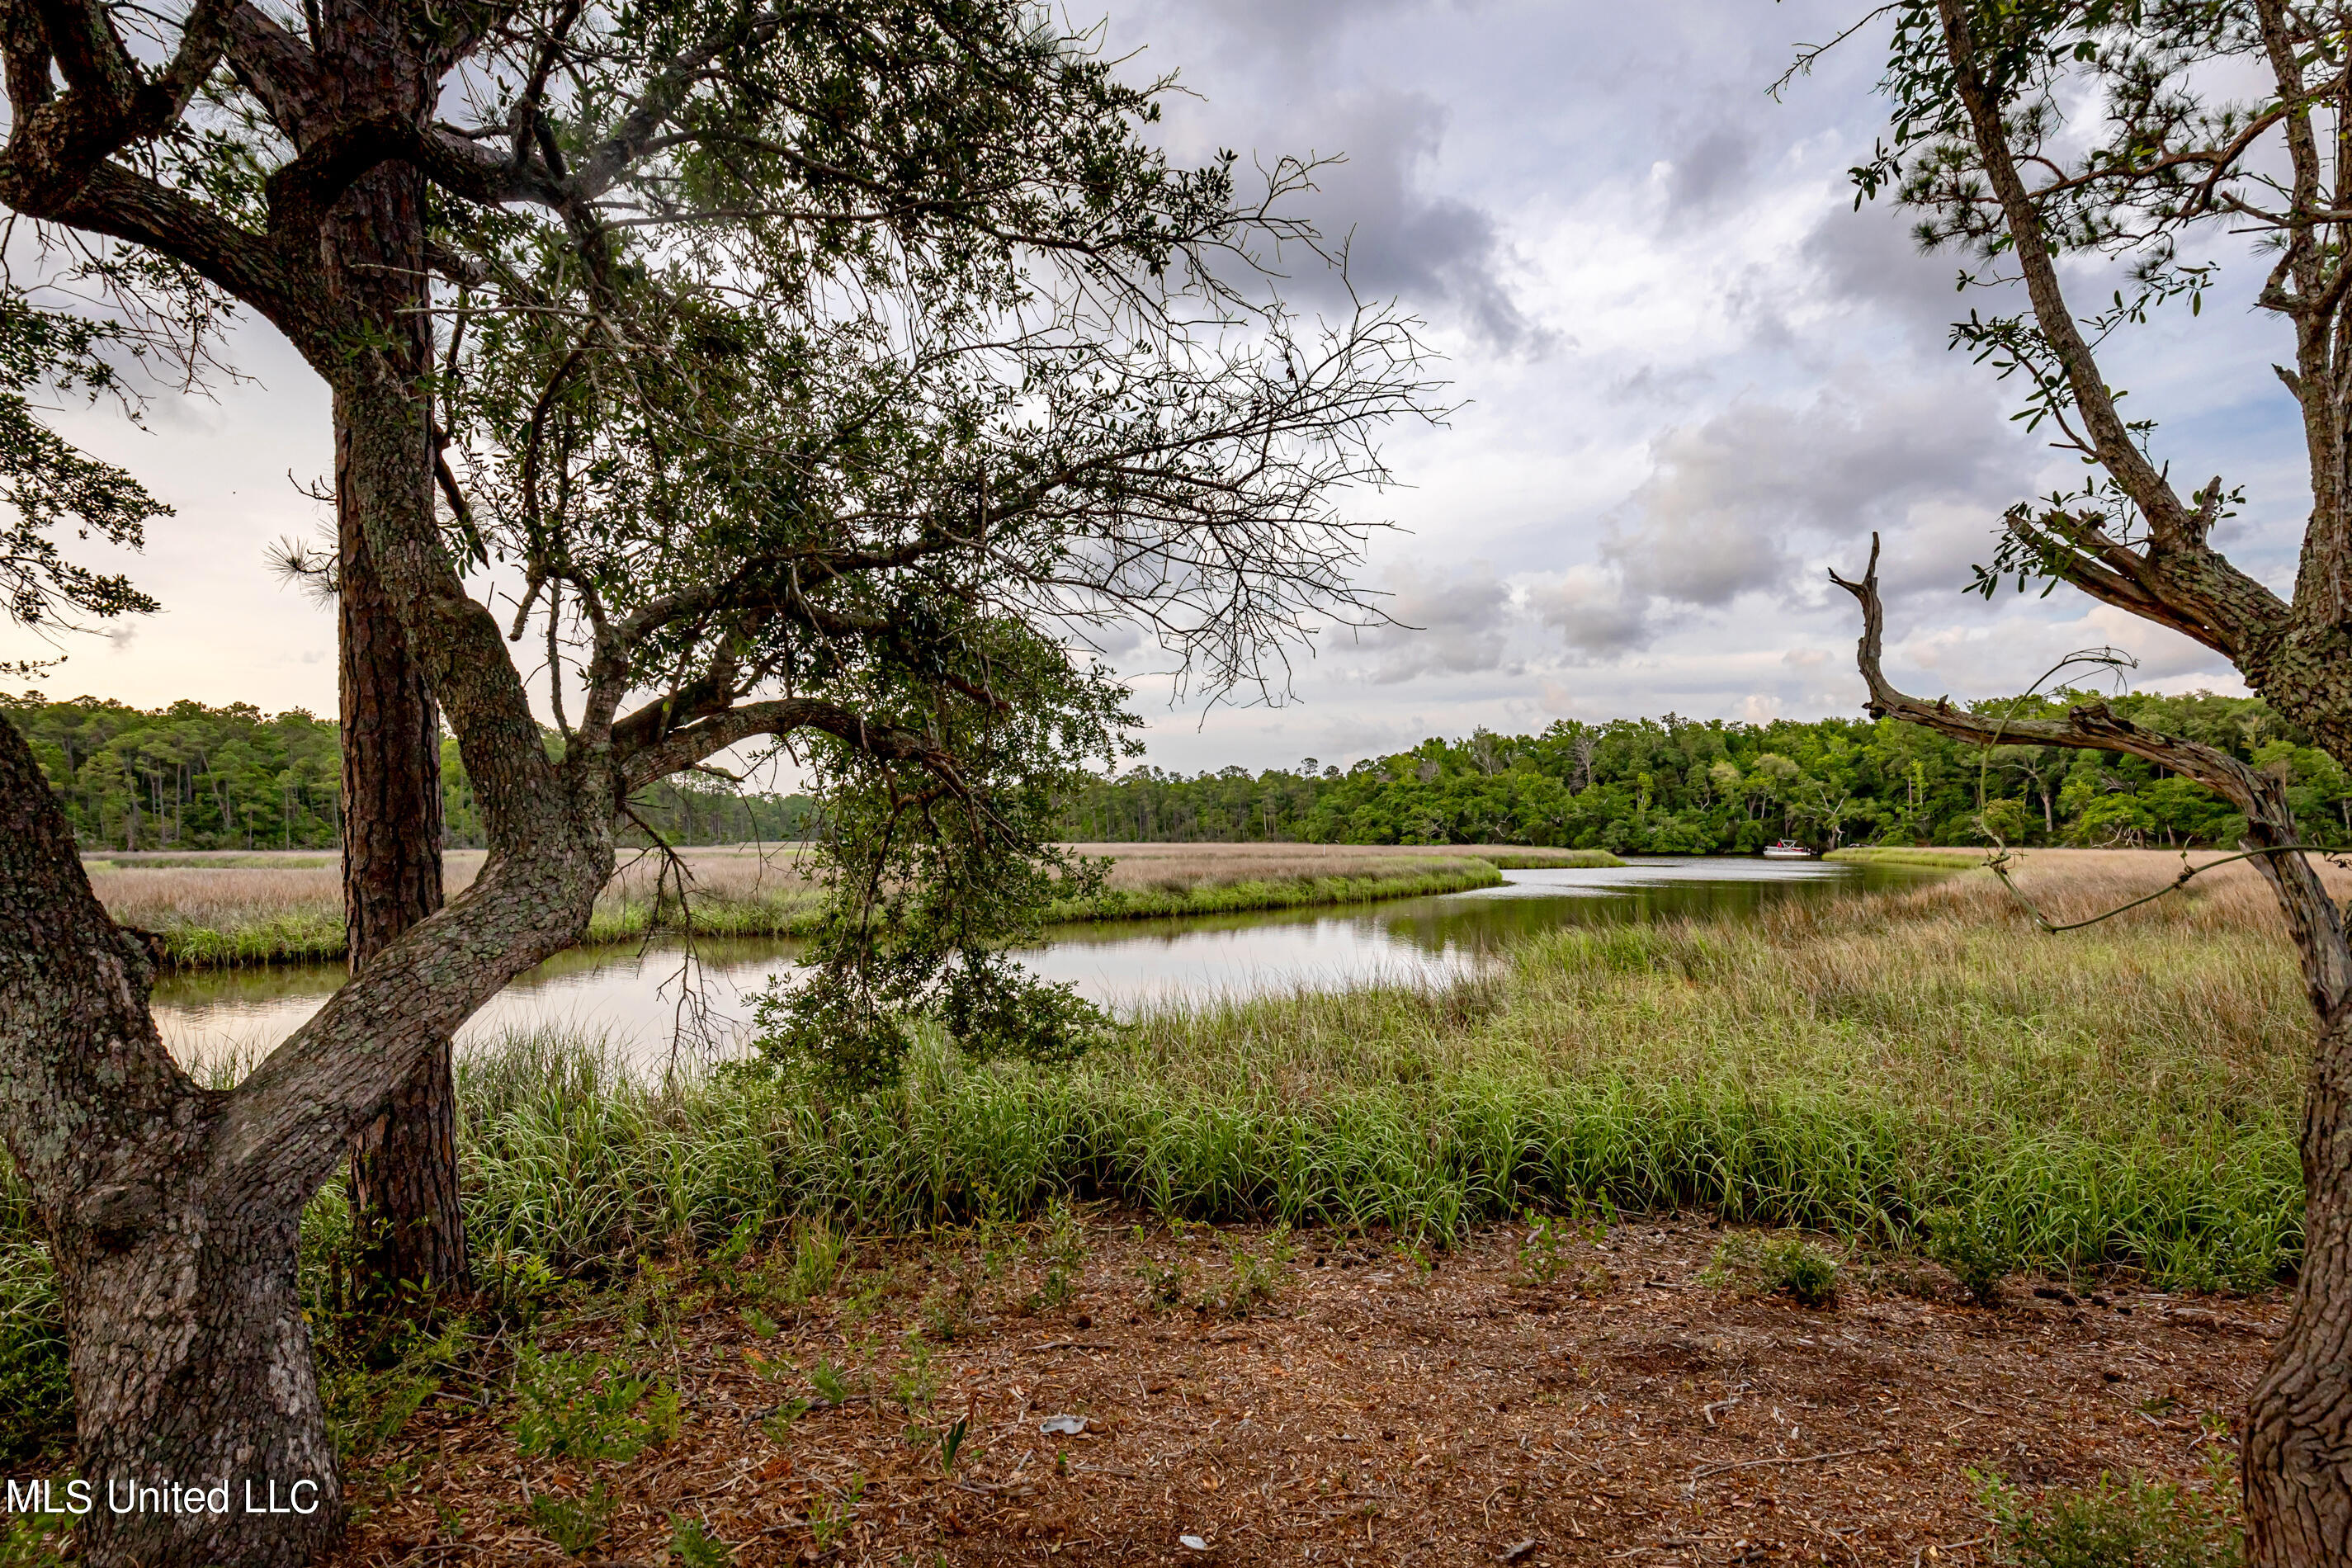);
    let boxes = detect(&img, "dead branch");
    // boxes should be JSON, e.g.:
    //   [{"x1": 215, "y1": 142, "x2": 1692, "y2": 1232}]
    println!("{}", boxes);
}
[{"x1": 1830, "y1": 533, "x2": 2352, "y2": 1018}]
